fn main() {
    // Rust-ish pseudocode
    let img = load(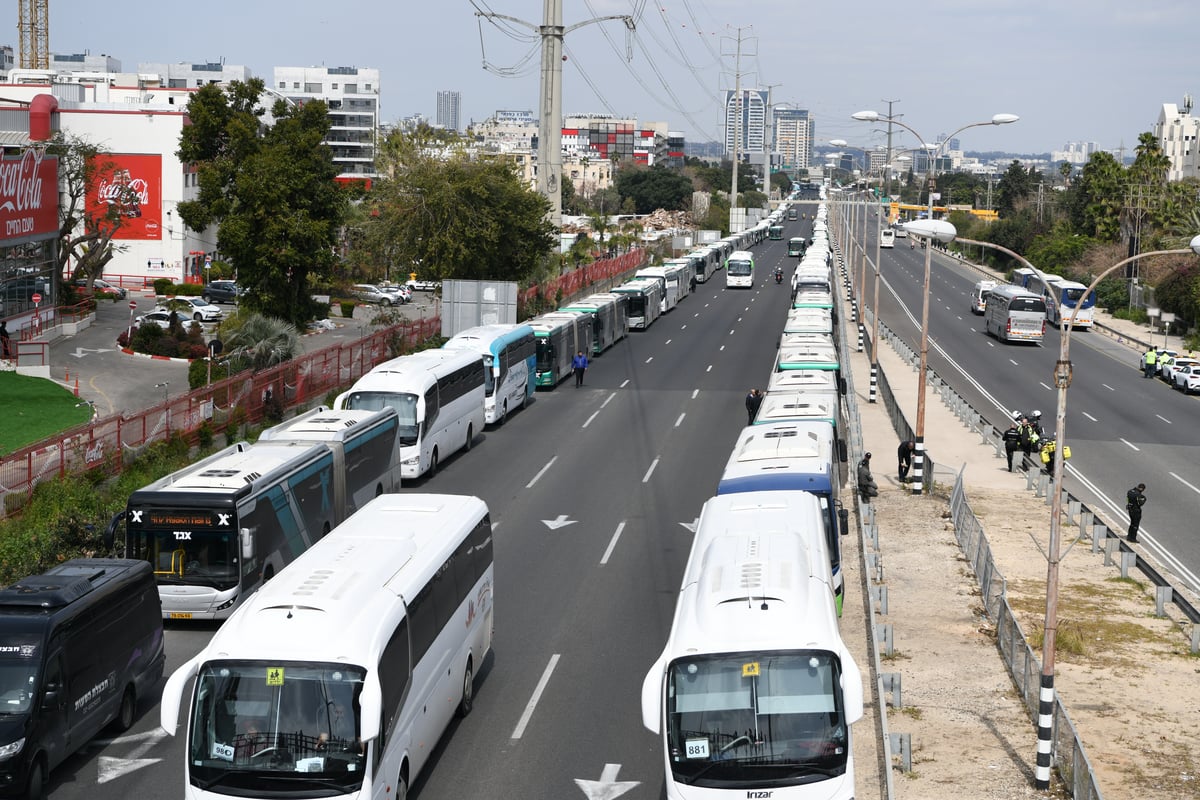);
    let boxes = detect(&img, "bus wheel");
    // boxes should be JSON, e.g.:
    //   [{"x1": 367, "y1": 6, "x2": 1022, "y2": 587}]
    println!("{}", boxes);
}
[
  {"x1": 498, "y1": 401, "x2": 508, "y2": 426},
  {"x1": 457, "y1": 659, "x2": 474, "y2": 718},
  {"x1": 428, "y1": 450, "x2": 439, "y2": 476},
  {"x1": 115, "y1": 685, "x2": 137, "y2": 732},
  {"x1": 24, "y1": 758, "x2": 45, "y2": 800},
  {"x1": 464, "y1": 424, "x2": 474, "y2": 451},
  {"x1": 396, "y1": 766, "x2": 409, "y2": 800}
]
